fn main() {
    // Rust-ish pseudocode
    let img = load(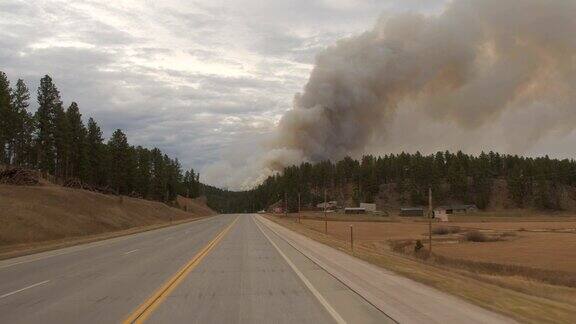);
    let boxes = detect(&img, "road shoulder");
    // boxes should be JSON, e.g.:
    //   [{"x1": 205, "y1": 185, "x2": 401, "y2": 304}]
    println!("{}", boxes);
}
[
  {"x1": 257, "y1": 215, "x2": 516, "y2": 324},
  {"x1": 254, "y1": 216, "x2": 393, "y2": 324}
]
